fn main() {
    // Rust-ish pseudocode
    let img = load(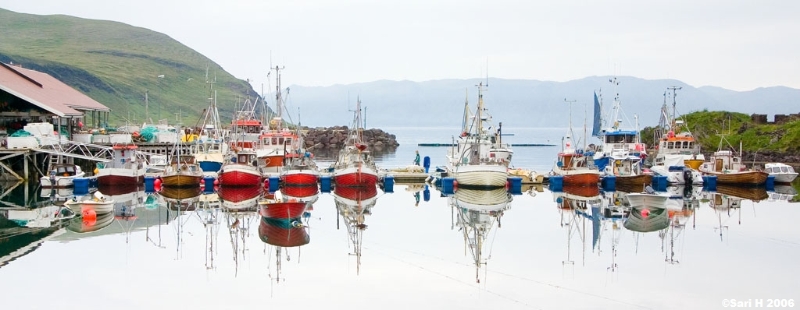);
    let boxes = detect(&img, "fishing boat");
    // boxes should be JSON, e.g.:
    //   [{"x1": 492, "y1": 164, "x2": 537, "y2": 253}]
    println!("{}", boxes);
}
[
  {"x1": 551, "y1": 99, "x2": 600, "y2": 185},
  {"x1": 218, "y1": 151, "x2": 262, "y2": 186},
  {"x1": 649, "y1": 87, "x2": 704, "y2": 185},
  {"x1": 450, "y1": 187, "x2": 512, "y2": 283},
  {"x1": 589, "y1": 83, "x2": 652, "y2": 187},
  {"x1": 331, "y1": 98, "x2": 379, "y2": 187},
  {"x1": 96, "y1": 144, "x2": 147, "y2": 186},
  {"x1": 160, "y1": 152, "x2": 203, "y2": 187},
  {"x1": 193, "y1": 86, "x2": 228, "y2": 174},
  {"x1": 218, "y1": 186, "x2": 261, "y2": 211},
  {"x1": 764, "y1": 163, "x2": 798, "y2": 184},
  {"x1": 257, "y1": 66, "x2": 300, "y2": 176},
  {"x1": 64, "y1": 191, "x2": 115, "y2": 214},
  {"x1": 39, "y1": 164, "x2": 85, "y2": 188},
  {"x1": 699, "y1": 137, "x2": 769, "y2": 185},
  {"x1": 445, "y1": 83, "x2": 512, "y2": 188},
  {"x1": 281, "y1": 133, "x2": 320, "y2": 186},
  {"x1": 625, "y1": 192, "x2": 669, "y2": 210}
]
